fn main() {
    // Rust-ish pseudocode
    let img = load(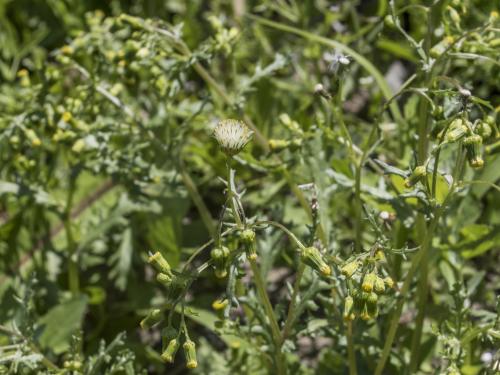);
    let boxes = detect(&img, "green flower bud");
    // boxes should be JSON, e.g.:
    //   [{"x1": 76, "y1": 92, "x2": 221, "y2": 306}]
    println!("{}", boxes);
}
[
  {"x1": 140, "y1": 309, "x2": 162, "y2": 329},
  {"x1": 374, "y1": 275, "x2": 386, "y2": 294},
  {"x1": 340, "y1": 260, "x2": 360, "y2": 278},
  {"x1": 183, "y1": 340, "x2": 197, "y2": 369},
  {"x1": 161, "y1": 339, "x2": 180, "y2": 363},
  {"x1": 404, "y1": 166, "x2": 427, "y2": 188},
  {"x1": 476, "y1": 120, "x2": 492, "y2": 139},
  {"x1": 240, "y1": 229, "x2": 257, "y2": 260},
  {"x1": 157, "y1": 273, "x2": 173, "y2": 287},
  {"x1": 366, "y1": 292, "x2": 379, "y2": 318},
  {"x1": 148, "y1": 252, "x2": 172, "y2": 275},
  {"x1": 447, "y1": 6, "x2": 461, "y2": 24},
  {"x1": 362, "y1": 273, "x2": 377, "y2": 292},
  {"x1": 211, "y1": 246, "x2": 230, "y2": 278},
  {"x1": 300, "y1": 247, "x2": 331, "y2": 277},
  {"x1": 360, "y1": 303, "x2": 371, "y2": 321},
  {"x1": 383, "y1": 15, "x2": 395, "y2": 29},
  {"x1": 384, "y1": 276, "x2": 395, "y2": 289},
  {"x1": 269, "y1": 139, "x2": 290, "y2": 152},
  {"x1": 464, "y1": 134, "x2": 484, "y2": 169},
  {"x1": 343, "y1": 295, "x2": 355, "y2": 321},
  {"x1": 430, "y1": 36, "x2": 454, "y2": 58},
  {"x1": 445, "y1": 119, "x2": 469, "y2": 143}
]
